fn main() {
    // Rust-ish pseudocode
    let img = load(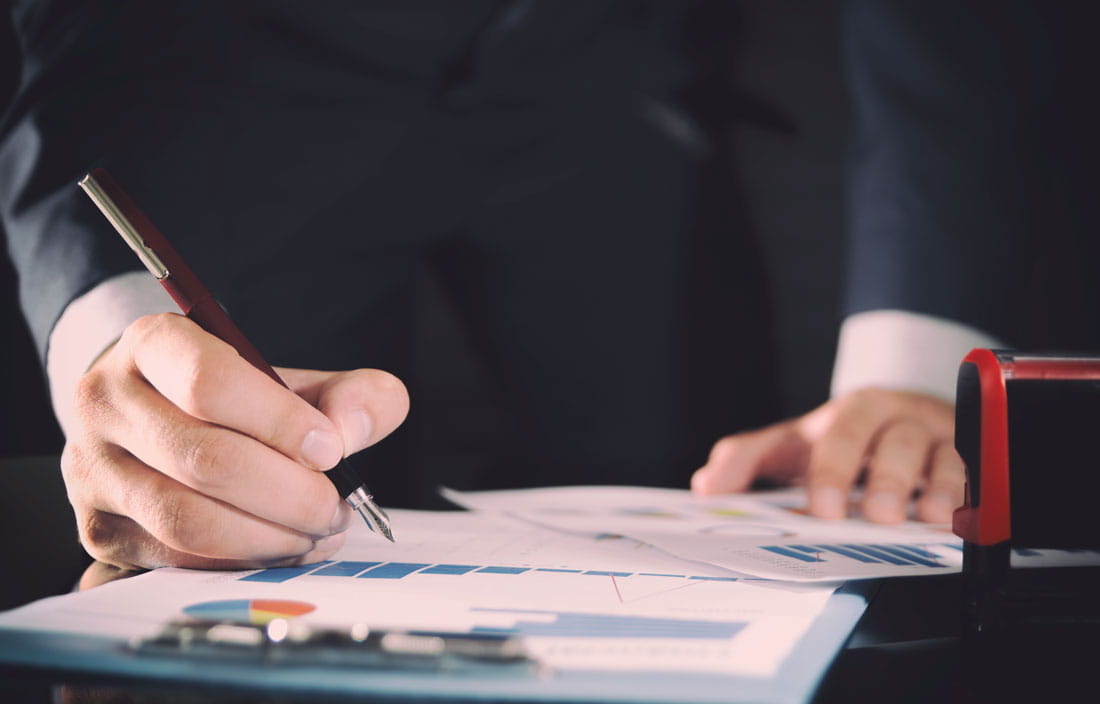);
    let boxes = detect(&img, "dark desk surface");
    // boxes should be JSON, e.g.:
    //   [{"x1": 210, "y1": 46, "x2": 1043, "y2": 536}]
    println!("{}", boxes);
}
[{"x1": 2, "y1": 455, "x2": 1096, "y2": 704}]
